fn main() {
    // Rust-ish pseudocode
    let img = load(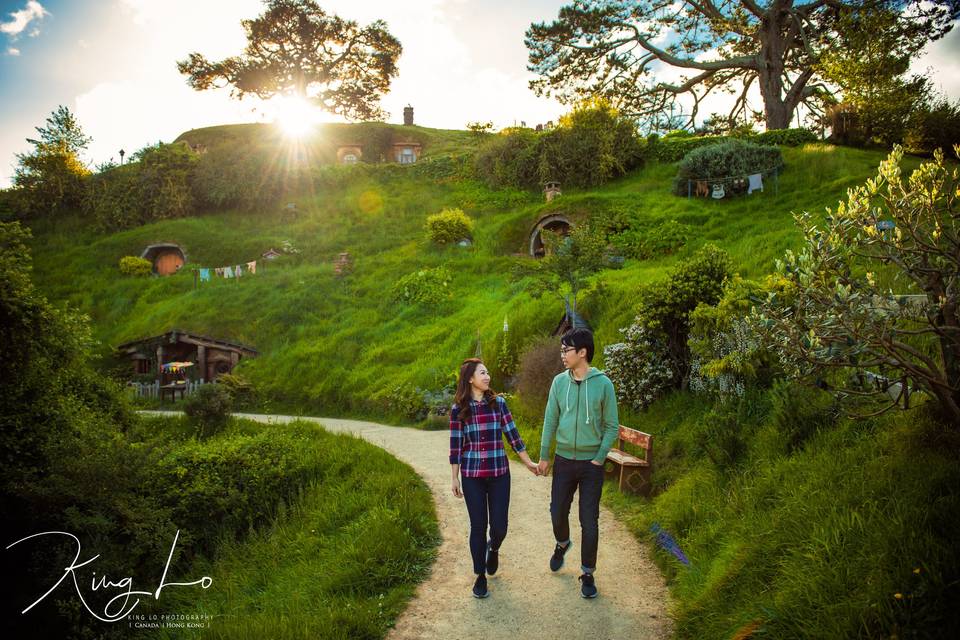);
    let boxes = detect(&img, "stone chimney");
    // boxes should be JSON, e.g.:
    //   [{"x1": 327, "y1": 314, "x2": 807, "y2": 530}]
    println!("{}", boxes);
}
[
  {"x1": 544, "y1": 181, "x2": 562, "y2": 202},
  {"x1": 403, "y1": 105, "x2": 414, "y2": 126}
]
